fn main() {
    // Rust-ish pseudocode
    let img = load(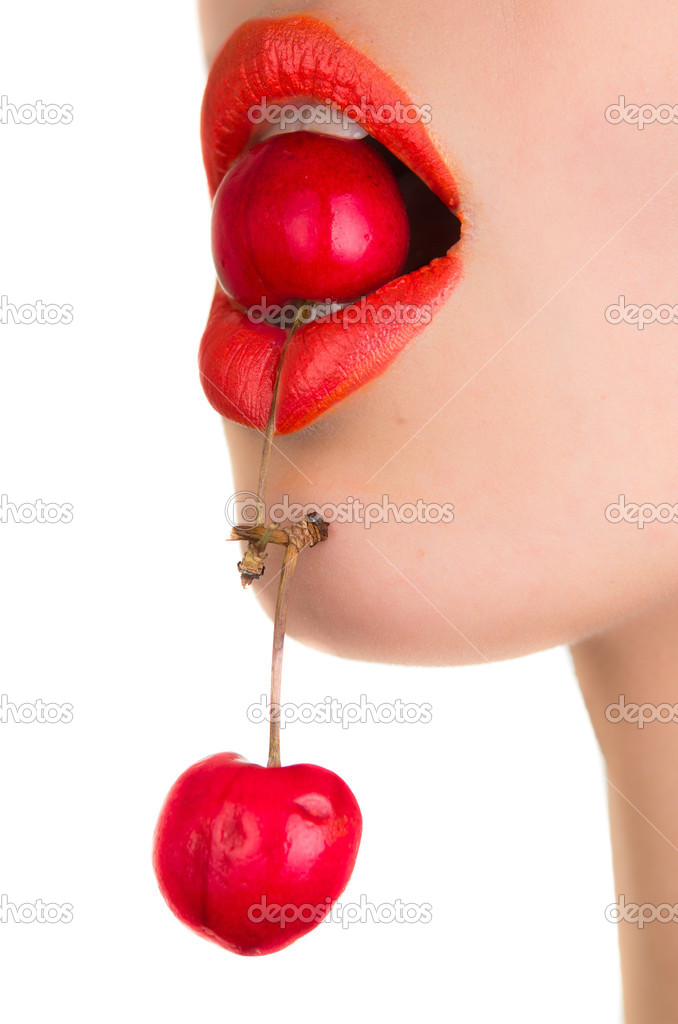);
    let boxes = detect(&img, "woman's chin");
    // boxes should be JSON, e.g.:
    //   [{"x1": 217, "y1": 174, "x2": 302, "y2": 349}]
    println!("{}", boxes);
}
[
  {"x1": 240, "y1": 513, "x2": 676, "y2": 667},
  {"x1": 222, "y1": 363, "x2": 678, "y2": 667}
]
